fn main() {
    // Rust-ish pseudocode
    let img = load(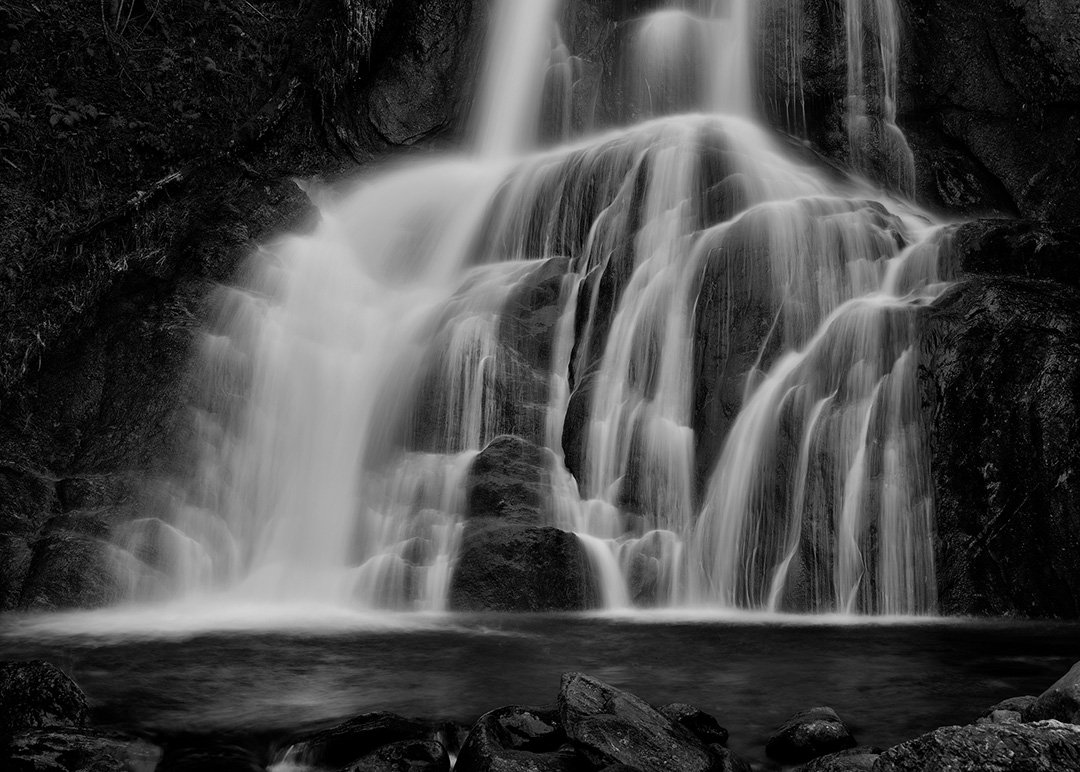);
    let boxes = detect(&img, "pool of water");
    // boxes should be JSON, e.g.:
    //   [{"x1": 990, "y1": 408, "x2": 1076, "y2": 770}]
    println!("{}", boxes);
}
[{"x1": 1, "y1": 607, "x2": 1076, "y2": 767}]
